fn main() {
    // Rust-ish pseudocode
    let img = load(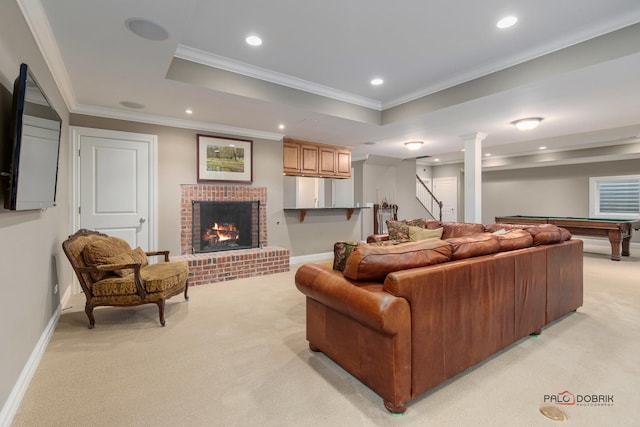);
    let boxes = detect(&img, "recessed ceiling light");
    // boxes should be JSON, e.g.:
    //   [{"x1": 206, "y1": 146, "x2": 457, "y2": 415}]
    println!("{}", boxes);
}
[
  {"x1": 404, "y1": 141, "x2": 423, "y2": 150},
  {"x1": 278, "y1": 124, "x2": 285, "y2": 130},
  {"x1": 484, "y1": 153, "x2": 492, "y2": 157},
  {"x1": 539, "y1": 146, "x2": 547, "y2": 150},
  {"x1": 125, "y1": 18, "x2": 169, "y2": 41},
  {"x1": 185, "y1": 108, "x2": 193, "y2": 114},
  {"x1": 497, "y1": 16, "x2": 518, "y2": 29},
  {"x1": 433, "y1": 158, "x2": 441, "y2": 162},
  {"x1": 120, "y1": 101, "x2": 145, "y2": 109},
  {"x1": 370, "y1": 78, "x2": 384, "y2": 86},
  {"x1": 512, "y1": 117, "x2": 543, "y2": 131},
  {"x1": 246, "y1": 35, "x2": 262, "y2": 46}
]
